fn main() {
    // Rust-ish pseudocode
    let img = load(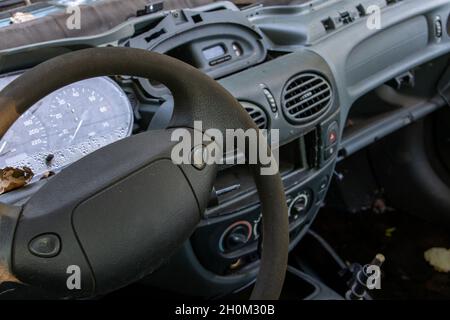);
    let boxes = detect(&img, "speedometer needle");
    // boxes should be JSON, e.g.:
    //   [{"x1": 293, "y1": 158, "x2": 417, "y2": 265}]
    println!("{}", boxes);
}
[
  {"x1": 0, "y1": 141, "x2": 6, "y2": 153},
  {"x1": 69, "y1": 110, "x2": 88, "y2": 143},
  {"x1": 70, "y1": 119, "x2": 84, "y2": 143},
  {"x1": 0, "y1": 141, "x2": 7, "y2": 156}
]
